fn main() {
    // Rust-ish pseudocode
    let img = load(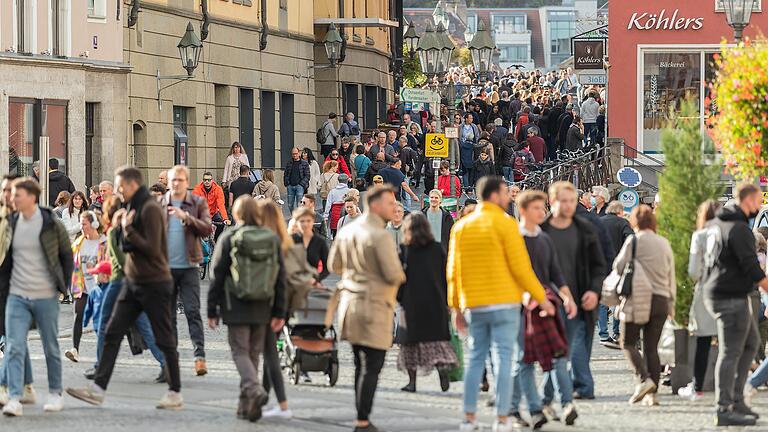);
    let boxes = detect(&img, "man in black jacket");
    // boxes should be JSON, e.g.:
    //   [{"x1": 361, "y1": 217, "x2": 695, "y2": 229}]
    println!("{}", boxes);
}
[
  {"x1": 557, "y1": 104, "x2": 575, "y2": 155},
  {"x1": 47, "y1": 158, "x2": 75, "y2": 206},
  {"x1": 703, "y1": 183, "x2": 768, "y2": 426},
  {"x1": 547, "y1": 102, "x2": 564, "y2": 160},
  {"x1": 284, "y1": 148, "x2": 310, "y2": 213},
  {"x1": 541, "y1": 181, "x2": 606, "y2": 404},
  {"x1": 597, "y1": 201, "x2": 634, "y2": 347}
]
